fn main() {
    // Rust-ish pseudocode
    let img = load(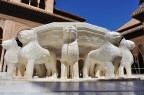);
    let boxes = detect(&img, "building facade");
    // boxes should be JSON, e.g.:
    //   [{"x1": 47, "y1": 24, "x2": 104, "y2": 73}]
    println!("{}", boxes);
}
[{"x1": 116, "y1": 2, "x2": 144, "y2": 74}]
